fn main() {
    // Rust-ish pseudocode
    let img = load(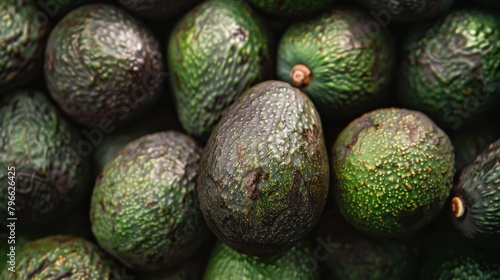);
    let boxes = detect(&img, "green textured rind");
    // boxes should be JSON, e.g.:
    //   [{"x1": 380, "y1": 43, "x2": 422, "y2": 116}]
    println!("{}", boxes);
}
[
  {"x1": 198, "y1": 80, "x2": 329, "y2": 256},
  {"x1": 245, "y1": 0, "x2": 332, "y2": 18},
  {"x1": 397, "y1": 9, "x2": 500, "y2": 129},
  {"x1": 168, "y1": 0, "x2": 273, "y2": 140},
  {"x1": 332, "y1": 108, "x2": 455, "y2": 237},
  {"x1": 90, "y1": 131, "x2": 209, "y2": 271},
  {"x1": 0, "y1": 91, "x2": 89, "y2": 227},
  {"x1": 277, "y1": 7, "x2": 395, "y2": 117},
  {"x1": 203, "y1": 241, "x2": 318, "y2": 280},
  {"x1": 451, "y1": 138, "x2": 500, "y2": 247},
  {"x1": 44, "y1": 4, "x2": 164, "y2": 128},
  {"x1": 0, "y1": 235, "x2": 120, "y2": 279},
  {"x1": 119, "y1": 0, "x2": 199, "y2": 20},
  {"x1": 353, "y1": 0, "x2": 453, "y2": 21},
  {"x1": 0, "y1": 0, "x2": 49, "y2": 92}
]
